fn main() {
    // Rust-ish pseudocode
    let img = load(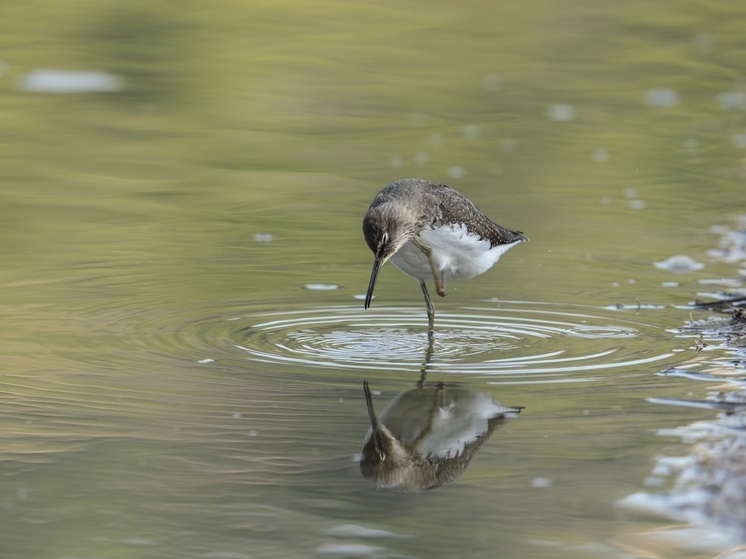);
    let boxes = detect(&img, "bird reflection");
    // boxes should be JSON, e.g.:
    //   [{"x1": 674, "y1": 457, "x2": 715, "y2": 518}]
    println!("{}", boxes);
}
[{"x1": 360, "y1": 381, "x2": 522, "y2": 492}]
